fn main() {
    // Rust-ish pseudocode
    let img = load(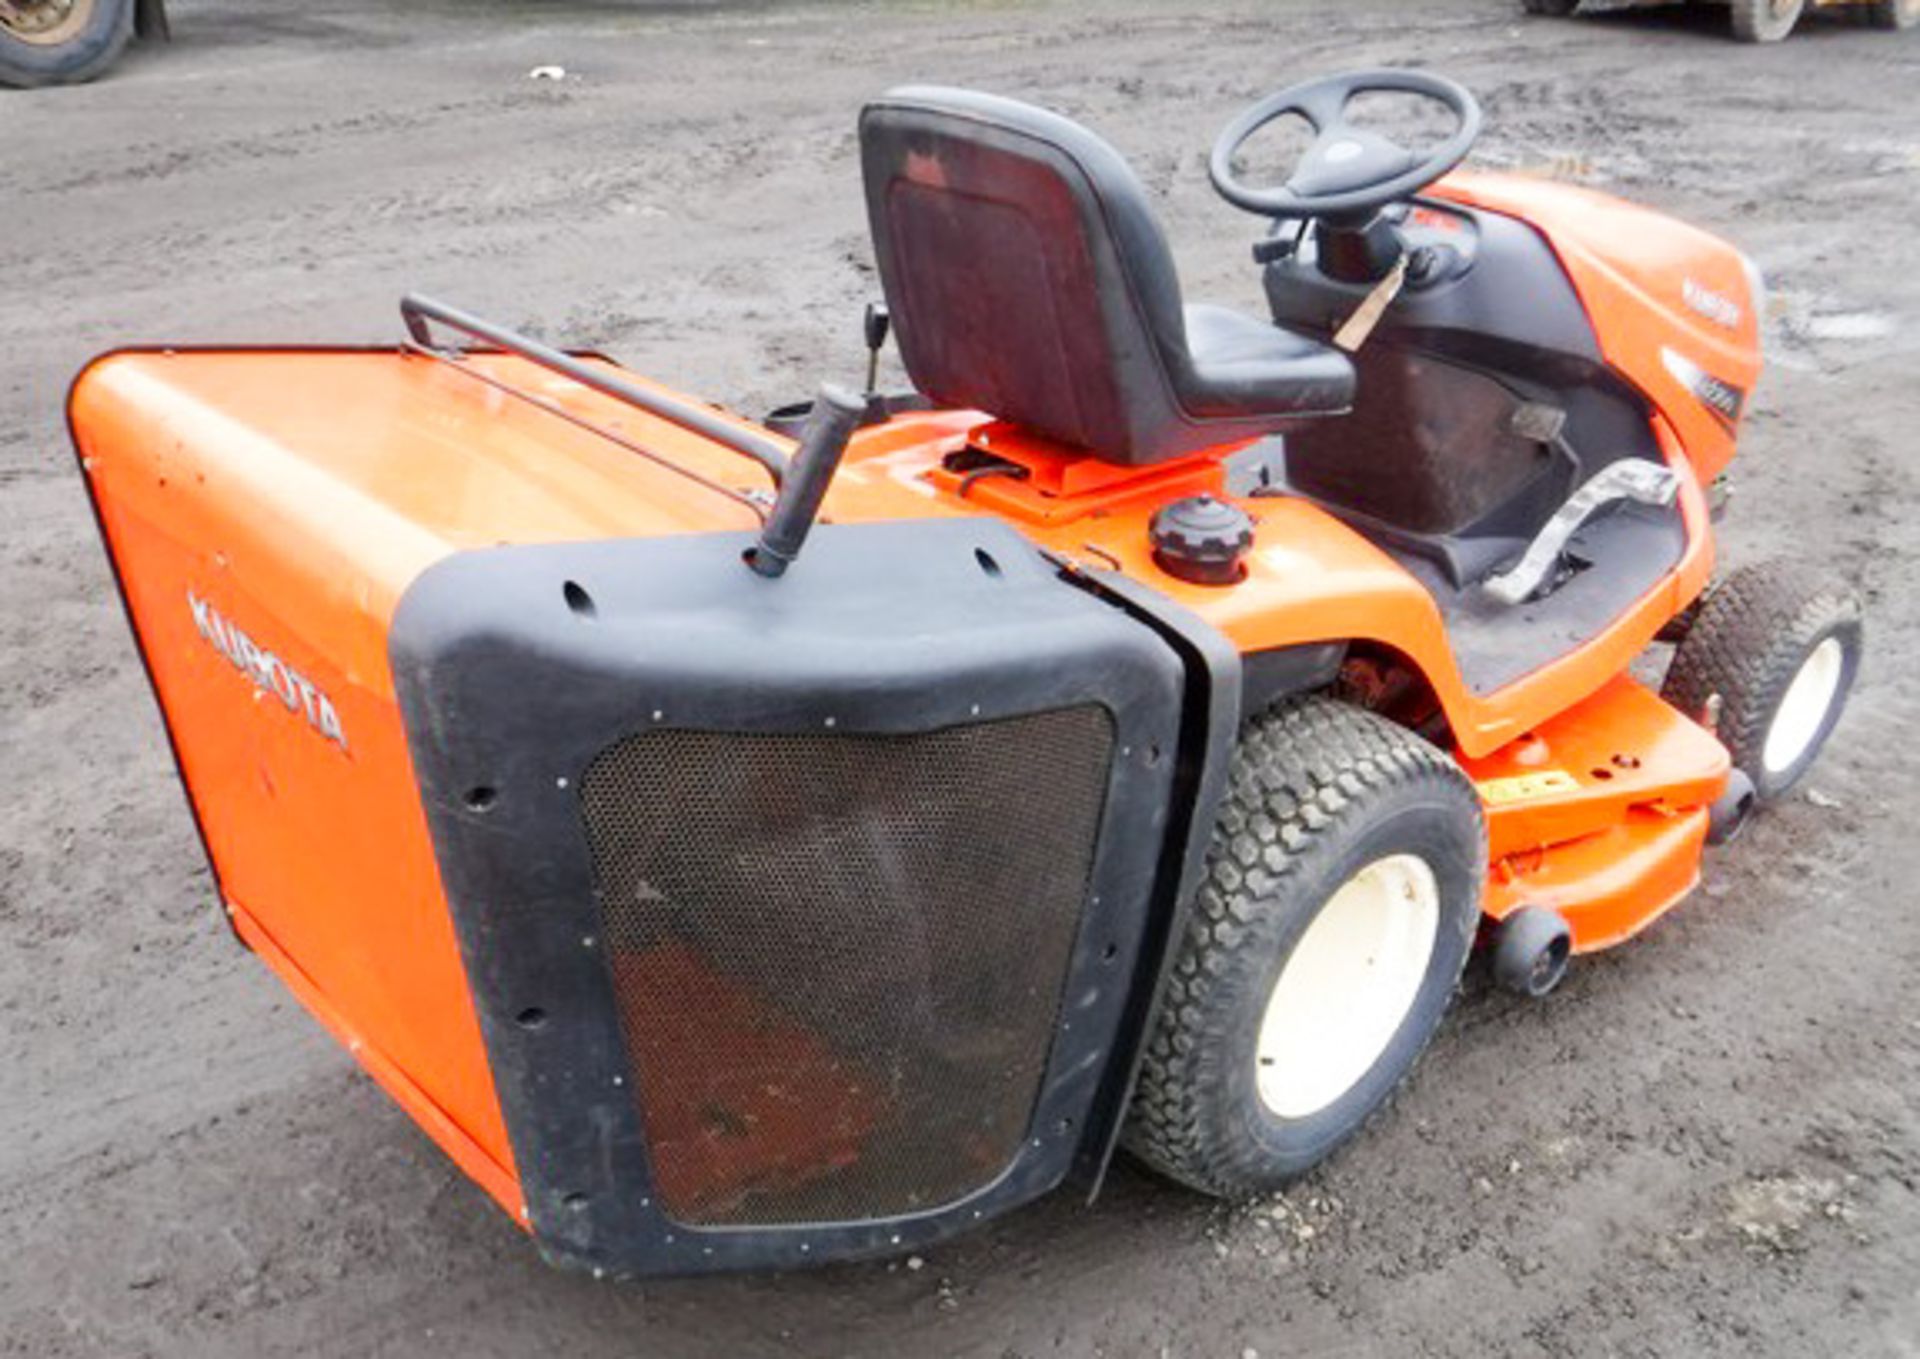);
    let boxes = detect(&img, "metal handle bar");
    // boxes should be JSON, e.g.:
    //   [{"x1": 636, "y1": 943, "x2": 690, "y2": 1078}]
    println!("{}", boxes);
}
[{"x1": 401, "y1": 293, "x2": 790, "y2": 487}]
